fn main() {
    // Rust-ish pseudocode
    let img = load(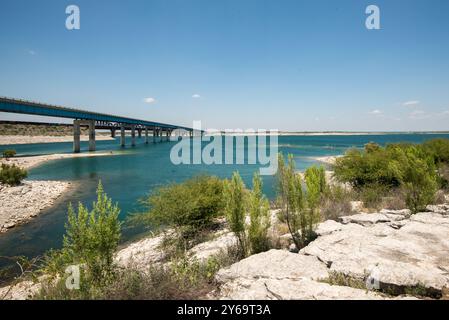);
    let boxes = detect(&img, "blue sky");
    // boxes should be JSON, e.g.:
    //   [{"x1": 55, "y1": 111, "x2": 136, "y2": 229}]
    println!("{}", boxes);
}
[{"x1": 1, "y1": 0, "x2": 449, "y2": 131}]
